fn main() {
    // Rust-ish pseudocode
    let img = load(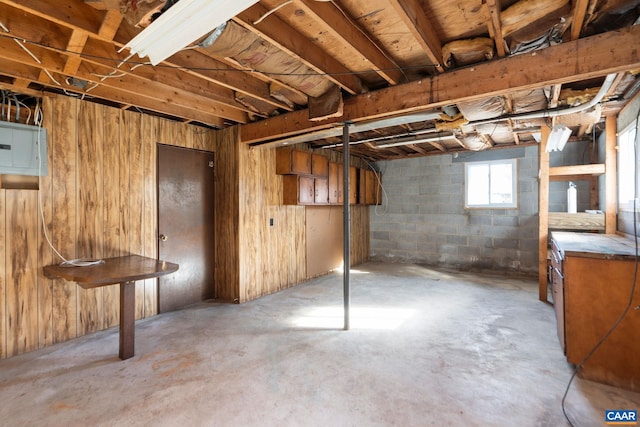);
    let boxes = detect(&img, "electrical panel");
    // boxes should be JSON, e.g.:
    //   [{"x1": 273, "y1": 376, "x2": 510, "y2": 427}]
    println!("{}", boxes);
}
[{"x1": 0, "y1": 121, "x2": 47, "y2": 176}]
